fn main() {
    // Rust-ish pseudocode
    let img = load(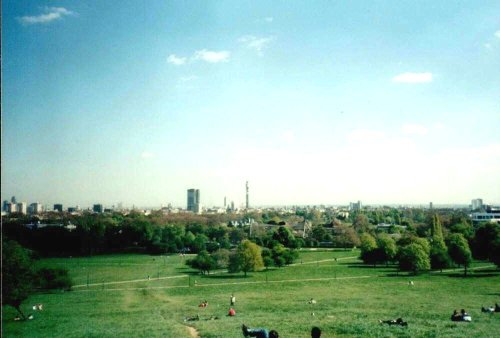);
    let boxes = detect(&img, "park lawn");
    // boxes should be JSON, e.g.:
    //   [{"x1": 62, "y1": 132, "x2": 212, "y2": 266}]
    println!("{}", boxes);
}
[{"x1": 2, "y1": 251, "x2": 499, "y2": 337}]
